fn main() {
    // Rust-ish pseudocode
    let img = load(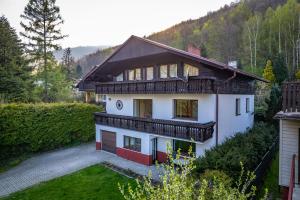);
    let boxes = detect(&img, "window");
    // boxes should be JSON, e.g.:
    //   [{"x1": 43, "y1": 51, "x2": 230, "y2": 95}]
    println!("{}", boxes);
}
[
  {"x1": 124, "y1": 136, "x2": 141, "y2": 152},
  {"x1": 169, "y1": 64, "x2": 177, "y2": 77},
  {"x1": 134, "y1": 99, "x2": 152, "y2": 118},
  {"x1": 116, "y1": 73, "x2": 123, "y2": 81},
  {"x1": 128, "y1": 69, "x2": 135, "y2": 81},
  {"x1": 174, "y1": 99, "x2": 198, "y2": 120},
  {"x1": 236, "y1": 98, "x2": 241, "y2": 116},
  {"x1": 146, "y1": 67, "x2": 154, "y2": 80},
  {"x1": 184, "y1": 64, "x2": 199, "y2": 77},
  {"x1": 173, "y1": 140, "x2": 195, "y2": 156},
  {"x1": 135, "y1": 68, "x2": 141, "y2": 80},
  {"x1": 246, "y1": 98, "x2": 250, "y2": 113},
  {"x1": 160, "y1": 65, "x2": 168, "y2": 78}
]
